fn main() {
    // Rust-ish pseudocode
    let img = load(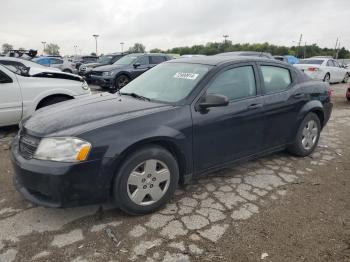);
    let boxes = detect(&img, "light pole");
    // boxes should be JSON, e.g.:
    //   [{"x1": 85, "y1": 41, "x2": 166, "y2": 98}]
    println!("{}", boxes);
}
[
  {"x1": 74, "y1": 45, "x2": 78, "y2": 57},
  {"x1": 92, "y1": 34, "x2": 99, "y2": 56},
  {"x1": 41, "y1": 41, "x2": 46, "y2": 55},
  {"x1": 120, "y1": 42, "x2": 124, "y2": 53},
  {"x1": 223, "y1": 35, "x2": 229, "y2": 44}
]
